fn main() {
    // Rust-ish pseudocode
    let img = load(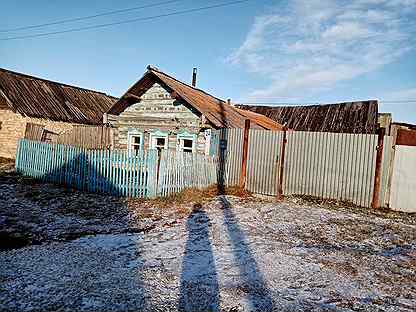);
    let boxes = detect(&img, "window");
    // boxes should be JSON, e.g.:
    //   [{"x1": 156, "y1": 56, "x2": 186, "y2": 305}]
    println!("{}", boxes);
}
[
  {"x1": 177, "y1": 131, "x2": 197, "y2": 153},
  {"x1": 150, "y1": 130, "x2": 168, "y2": 151},
  {"x1": 127, "y1": 131, "x2": 143, "y2": 156},
  {"x1": 155, "y1": 137, "x2": 166, "y2": 151},
  {"x1": 179, "y1": 138, "x2": 194, "y2": 153},
  {"x1": 130, "y1": 135, "x2": 142, "y2": 153},
  {"x1": 183, "y1": 139, "x2": 193, "y2": 151}
]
